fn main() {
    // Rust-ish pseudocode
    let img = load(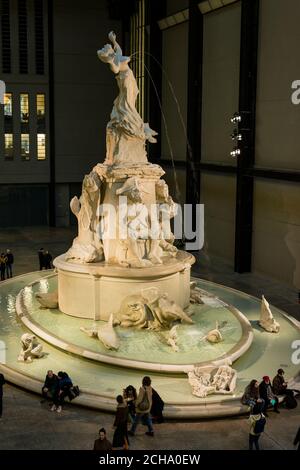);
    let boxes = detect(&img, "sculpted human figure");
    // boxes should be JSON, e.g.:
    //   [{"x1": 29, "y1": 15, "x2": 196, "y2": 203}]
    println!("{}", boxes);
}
[
  {"x1": 97, "y1": 31, "x2": 157, "y2": 164},
  {"x1": 18, "y1": 333, "x2": 44, "y2": 362},
  {"x1": 66, "y1": 171, "x2": 104, "y2": 263}
]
